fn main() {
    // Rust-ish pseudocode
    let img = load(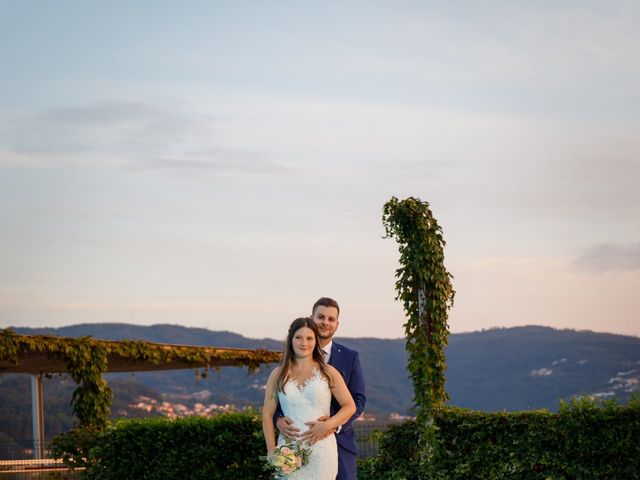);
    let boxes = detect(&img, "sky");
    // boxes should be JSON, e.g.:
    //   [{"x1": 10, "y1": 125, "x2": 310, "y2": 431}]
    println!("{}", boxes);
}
[{"x1": 1, "y1": 1, "x2": 639, "y2": 340}]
